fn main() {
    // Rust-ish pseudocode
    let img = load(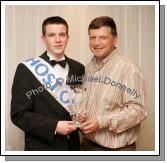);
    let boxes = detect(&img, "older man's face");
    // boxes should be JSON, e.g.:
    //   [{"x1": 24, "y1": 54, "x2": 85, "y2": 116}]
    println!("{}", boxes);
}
[{"x1": 89, "y1": 26, "x2": 117, "y2": 61}]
